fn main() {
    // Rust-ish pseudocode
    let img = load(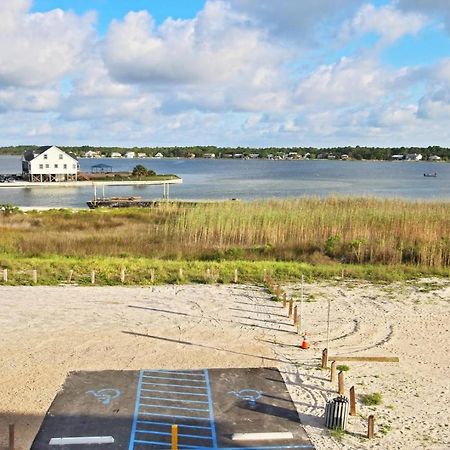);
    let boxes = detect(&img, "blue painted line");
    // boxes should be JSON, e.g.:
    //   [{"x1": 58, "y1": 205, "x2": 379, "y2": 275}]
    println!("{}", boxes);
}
[
  {"x1": 137, "y1": 420, "x2": 212, "y2": 430},
  {"x1": 141, "y1": 388, "x2": 208, "y2": 397},
  {"x1": 143, "y1": 375, "x2": 205, "y2": 382},
  {"x1": 136, "y1": 429, "x2": 212, "y2": 440},
  {"x1": 142, "y1": 381, "x2": 208, "y2": 389},
  {"x1": 144, "y1": 370, "x2": 205, "y2": 376},
  {"x1": 139, "y1": 403, "x2": 209, "y2": 412},
  {"x1": 140, "y1": 395, "x2": 209, "y2": 405},
  {"x1": 133, "y1": 441, "x2": 213, "y2": 449},
  {"x1": 204, "y1": 369, "x2": 218, "y2": 449},
  {"x1": 139, "y1": 411, "x2": 211, "y2": 421},
  {"x1": 128, "y1": 370, "x2": 144, "y2": 450}
]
